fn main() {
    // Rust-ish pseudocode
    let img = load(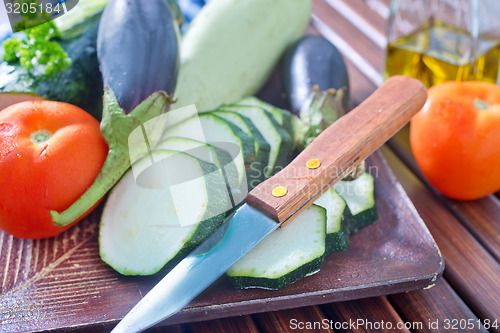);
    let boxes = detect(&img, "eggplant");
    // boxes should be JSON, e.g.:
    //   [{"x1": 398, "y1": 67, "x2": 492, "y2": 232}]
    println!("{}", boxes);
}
[
  {"x1": 97, "y1": 0, "x2": 180, "y2": 113},
  {"x1": 282, "y1": 35, "x2": 349, "y2": 116}
]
